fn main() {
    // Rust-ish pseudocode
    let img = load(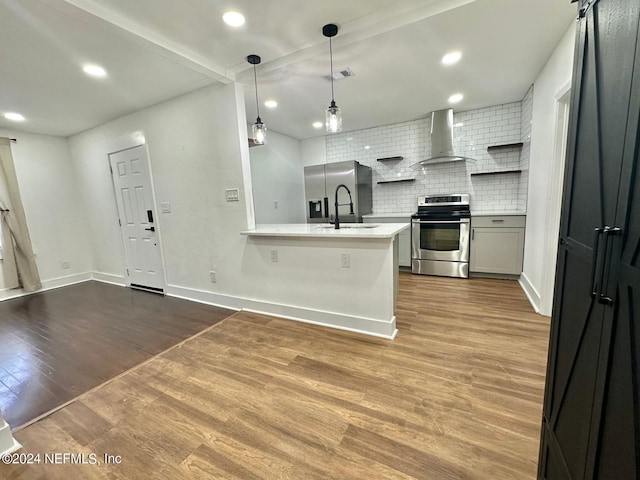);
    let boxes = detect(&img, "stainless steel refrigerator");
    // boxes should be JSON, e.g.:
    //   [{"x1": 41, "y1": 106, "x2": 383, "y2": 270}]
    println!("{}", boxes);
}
[{"x1": 304, "y1": 160, "x2": 373, "y2": 223}]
